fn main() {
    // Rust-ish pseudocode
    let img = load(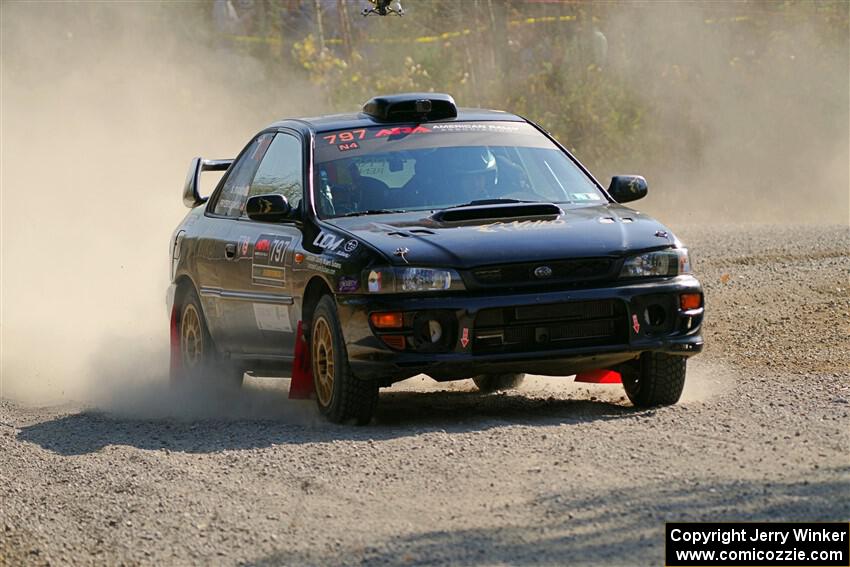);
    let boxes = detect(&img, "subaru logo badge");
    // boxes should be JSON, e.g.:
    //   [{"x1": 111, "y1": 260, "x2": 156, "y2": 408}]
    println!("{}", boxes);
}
[{"x1": 534, "y1": 265, "x2": 553, "y2": 279}]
